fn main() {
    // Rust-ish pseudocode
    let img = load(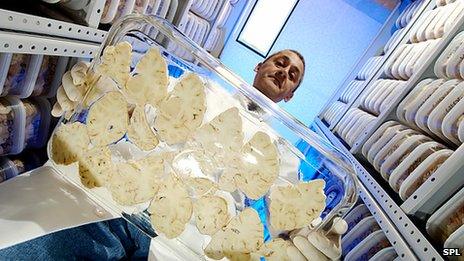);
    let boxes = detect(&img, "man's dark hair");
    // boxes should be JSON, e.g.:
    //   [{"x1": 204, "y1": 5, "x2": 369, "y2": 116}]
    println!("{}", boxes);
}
[{"x1": 263, "y1": 49, "x2": 306, "y2": 92}]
